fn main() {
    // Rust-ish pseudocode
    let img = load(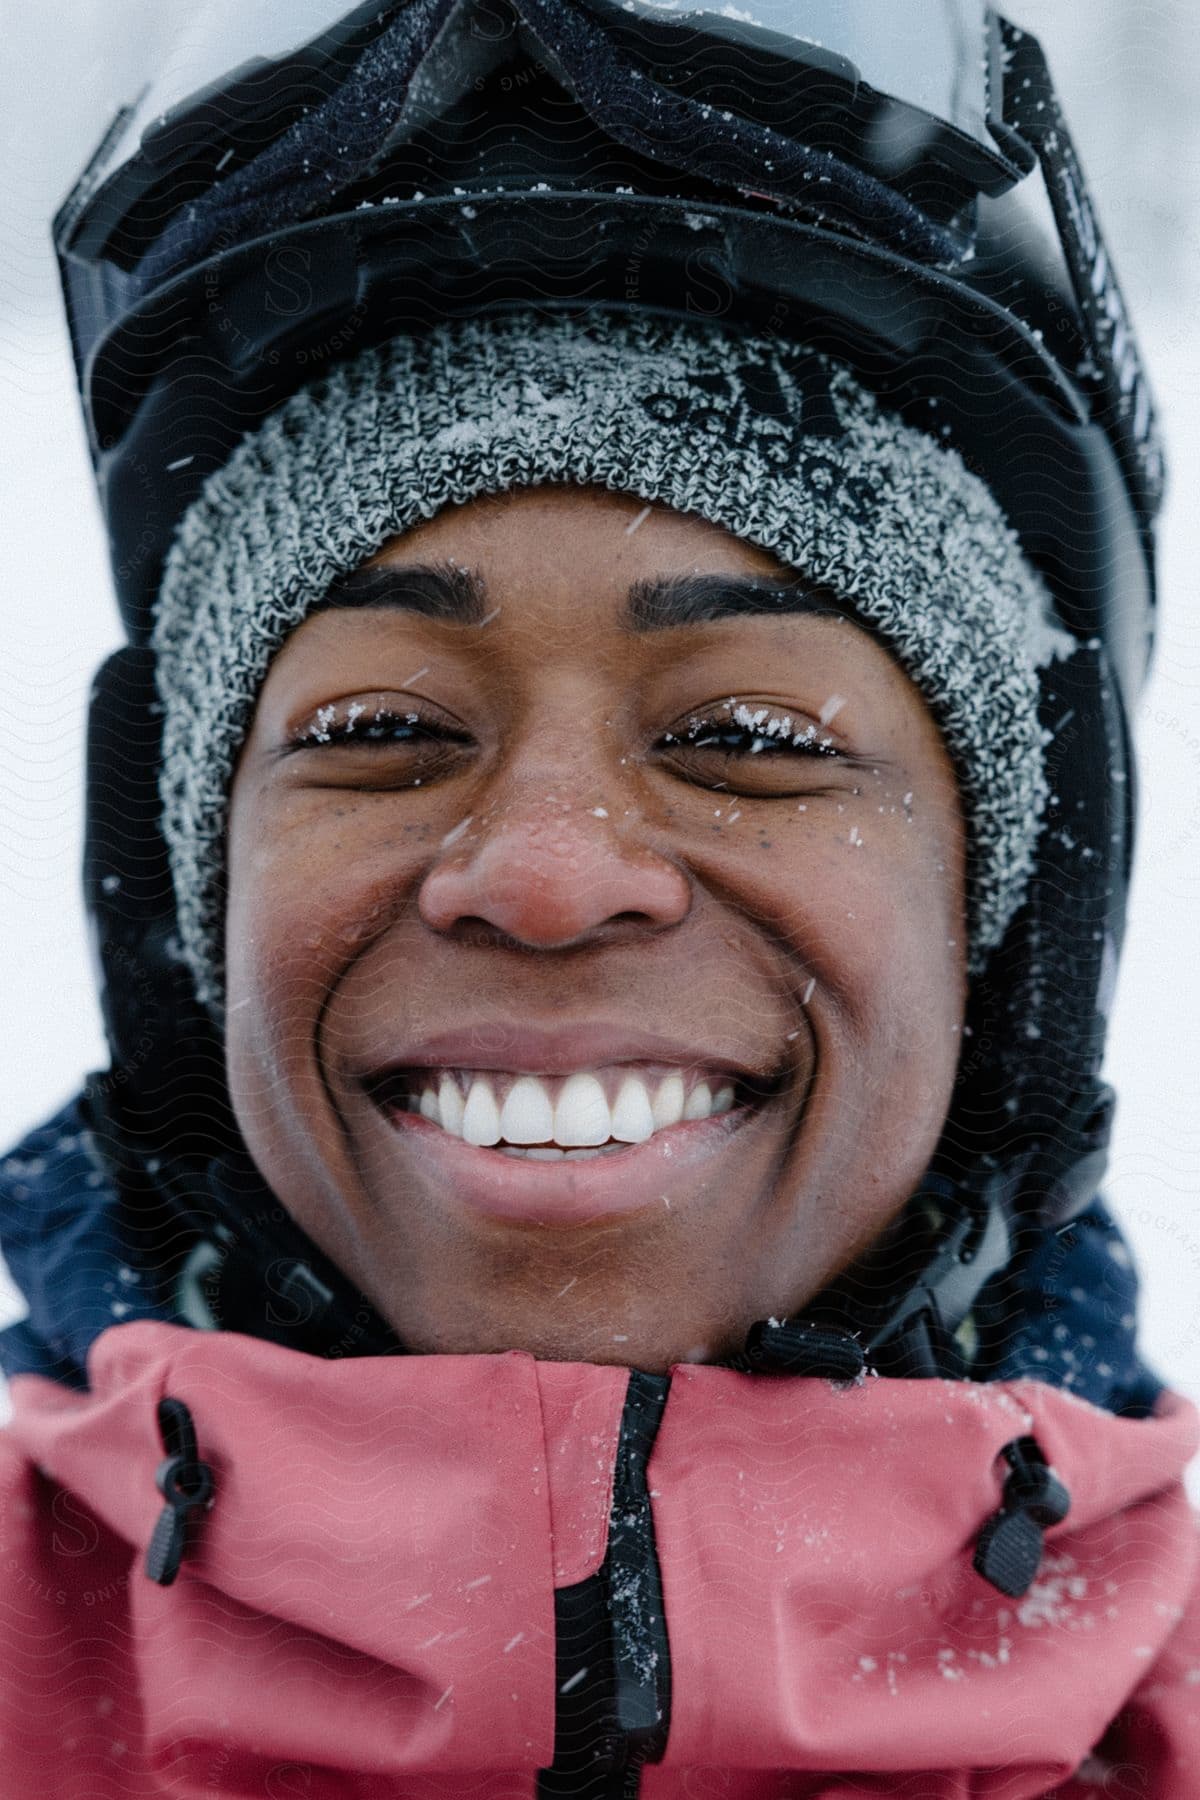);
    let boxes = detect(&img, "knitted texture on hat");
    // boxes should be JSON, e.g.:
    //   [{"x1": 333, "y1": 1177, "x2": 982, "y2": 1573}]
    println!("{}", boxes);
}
[{"x1": 152, "y1": 307, "x2": 1074, "y2": 1015}]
